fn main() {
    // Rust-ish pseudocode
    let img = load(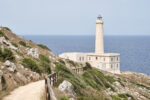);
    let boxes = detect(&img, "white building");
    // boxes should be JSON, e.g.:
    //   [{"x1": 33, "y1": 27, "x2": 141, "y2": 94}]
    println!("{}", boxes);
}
[{"x1": 59, "y1": 15, "x2": 120, "y2": 74}]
